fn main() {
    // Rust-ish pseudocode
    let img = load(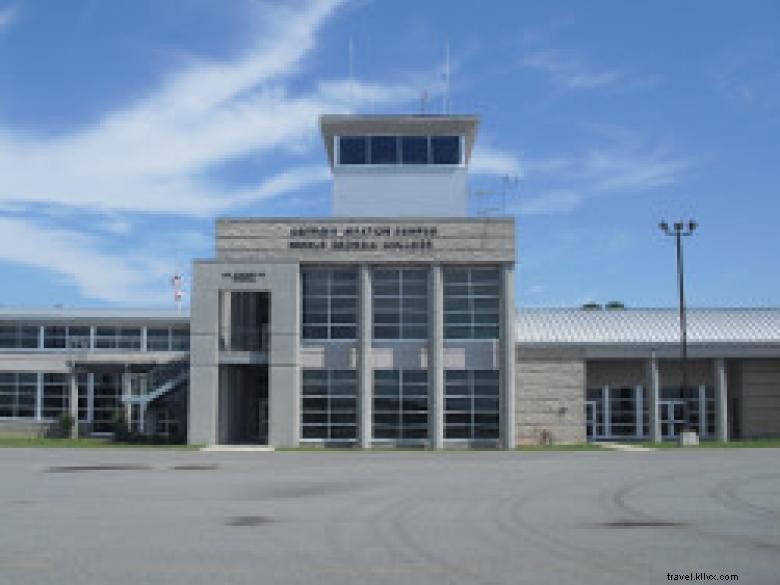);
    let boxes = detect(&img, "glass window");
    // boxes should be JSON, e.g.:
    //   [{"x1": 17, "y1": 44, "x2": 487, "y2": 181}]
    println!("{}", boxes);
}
[
  {"x1": 171, "y1": 328, "x2": 190, "y2": 351},
  {"x1": 0, "y1": 324, "x2": 39, "y2": 349},
  {"x1": 338, "y1": 136, "x2": 367, "y2": 165},
  {"x1": 0, "y1": 372, "x2": 37, "y2": 418},
  {"x1": 147, "y1": 328, "x2": 170, "y2": 351},
  {"x1": 431, "y1": 136, "x2": 461, "y2": 164},
  {"x1": 401, "y1": 136, "x2": 429, "y2": 164},
  {"x1": 68, "y1": 326, "x2": 91, "y2": 350},
  {"x1": 373, "y1": 370, "x2": 428, "y2": 442},
  {"x1": 302, "y1": 267, "x2": 358, "y2": 340},
  {"x1": 44, "y1": 326, "x2": 67, "y2": 349},
  {"x1": 301, "y1": 369, "x2": 357, "y2": 442},
  {"x1": 93, "y1": 373, "x2": 121, "y2": 433},
  {"x1": 445, "y1": 370, "x2": 499, "y2": 441},
  {"x1": 118, "y1": 328, "x2": 141, "y2": 350},
  {"x1": 444, "y1": 267, "x2": 500, "y2": 339},
  {"x1": 95, "y1": 327, "x2": 117, "y2": 349},
  {"x1": 42, "y1": 373, "x2": 69, "y2": 419},
  {"x1": 369, "y1": 136, "x2": 398, "y2": 164},
  {"x1": 373, "y1": 268, "x2": 428, "y2": 340}
]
